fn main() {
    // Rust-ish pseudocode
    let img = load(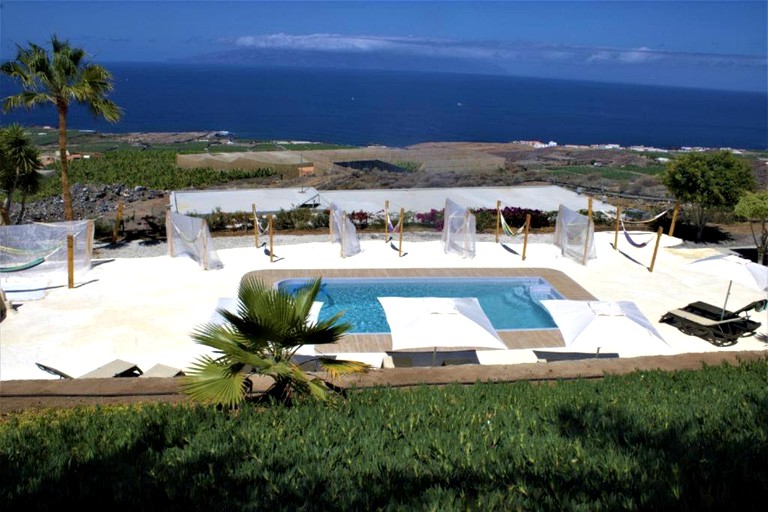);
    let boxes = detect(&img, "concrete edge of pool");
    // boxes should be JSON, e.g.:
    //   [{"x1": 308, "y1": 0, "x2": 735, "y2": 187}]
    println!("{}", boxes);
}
[{"x1": 243, "y1": 268, "x2": 598, "y2": 355}]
